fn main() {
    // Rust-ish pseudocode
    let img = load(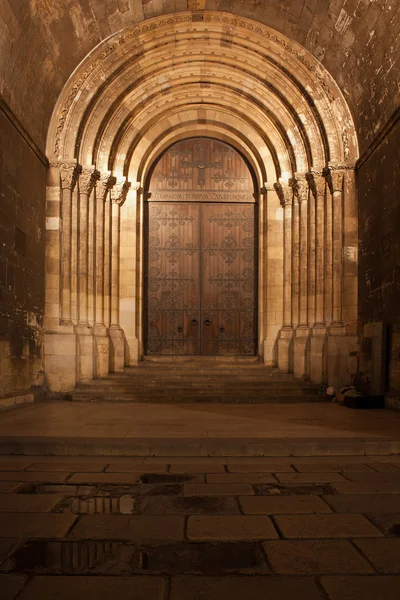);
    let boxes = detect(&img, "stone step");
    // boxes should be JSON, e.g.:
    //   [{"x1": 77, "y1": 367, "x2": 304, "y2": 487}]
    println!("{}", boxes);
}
[
  {"x1": 72, "y1": 393, "x2": 328, "y2": 403},
  {"x1": 83, "y1": 380, "x2": 314, "y2": 389}
]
